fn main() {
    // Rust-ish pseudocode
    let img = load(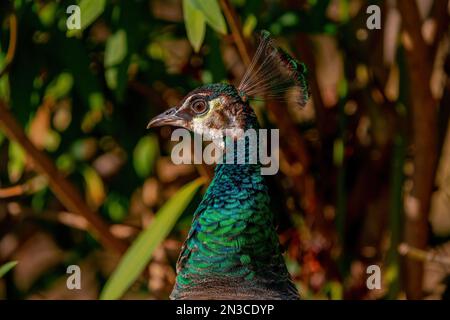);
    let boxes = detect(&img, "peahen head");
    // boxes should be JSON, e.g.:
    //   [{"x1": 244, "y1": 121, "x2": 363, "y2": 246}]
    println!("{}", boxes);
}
[
  {"x1": 147, "y1": 83, "x2": 256, "y2": 140},
  {"x1": 147, "y1": 30, "x2": 309, "y2": 140}
]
